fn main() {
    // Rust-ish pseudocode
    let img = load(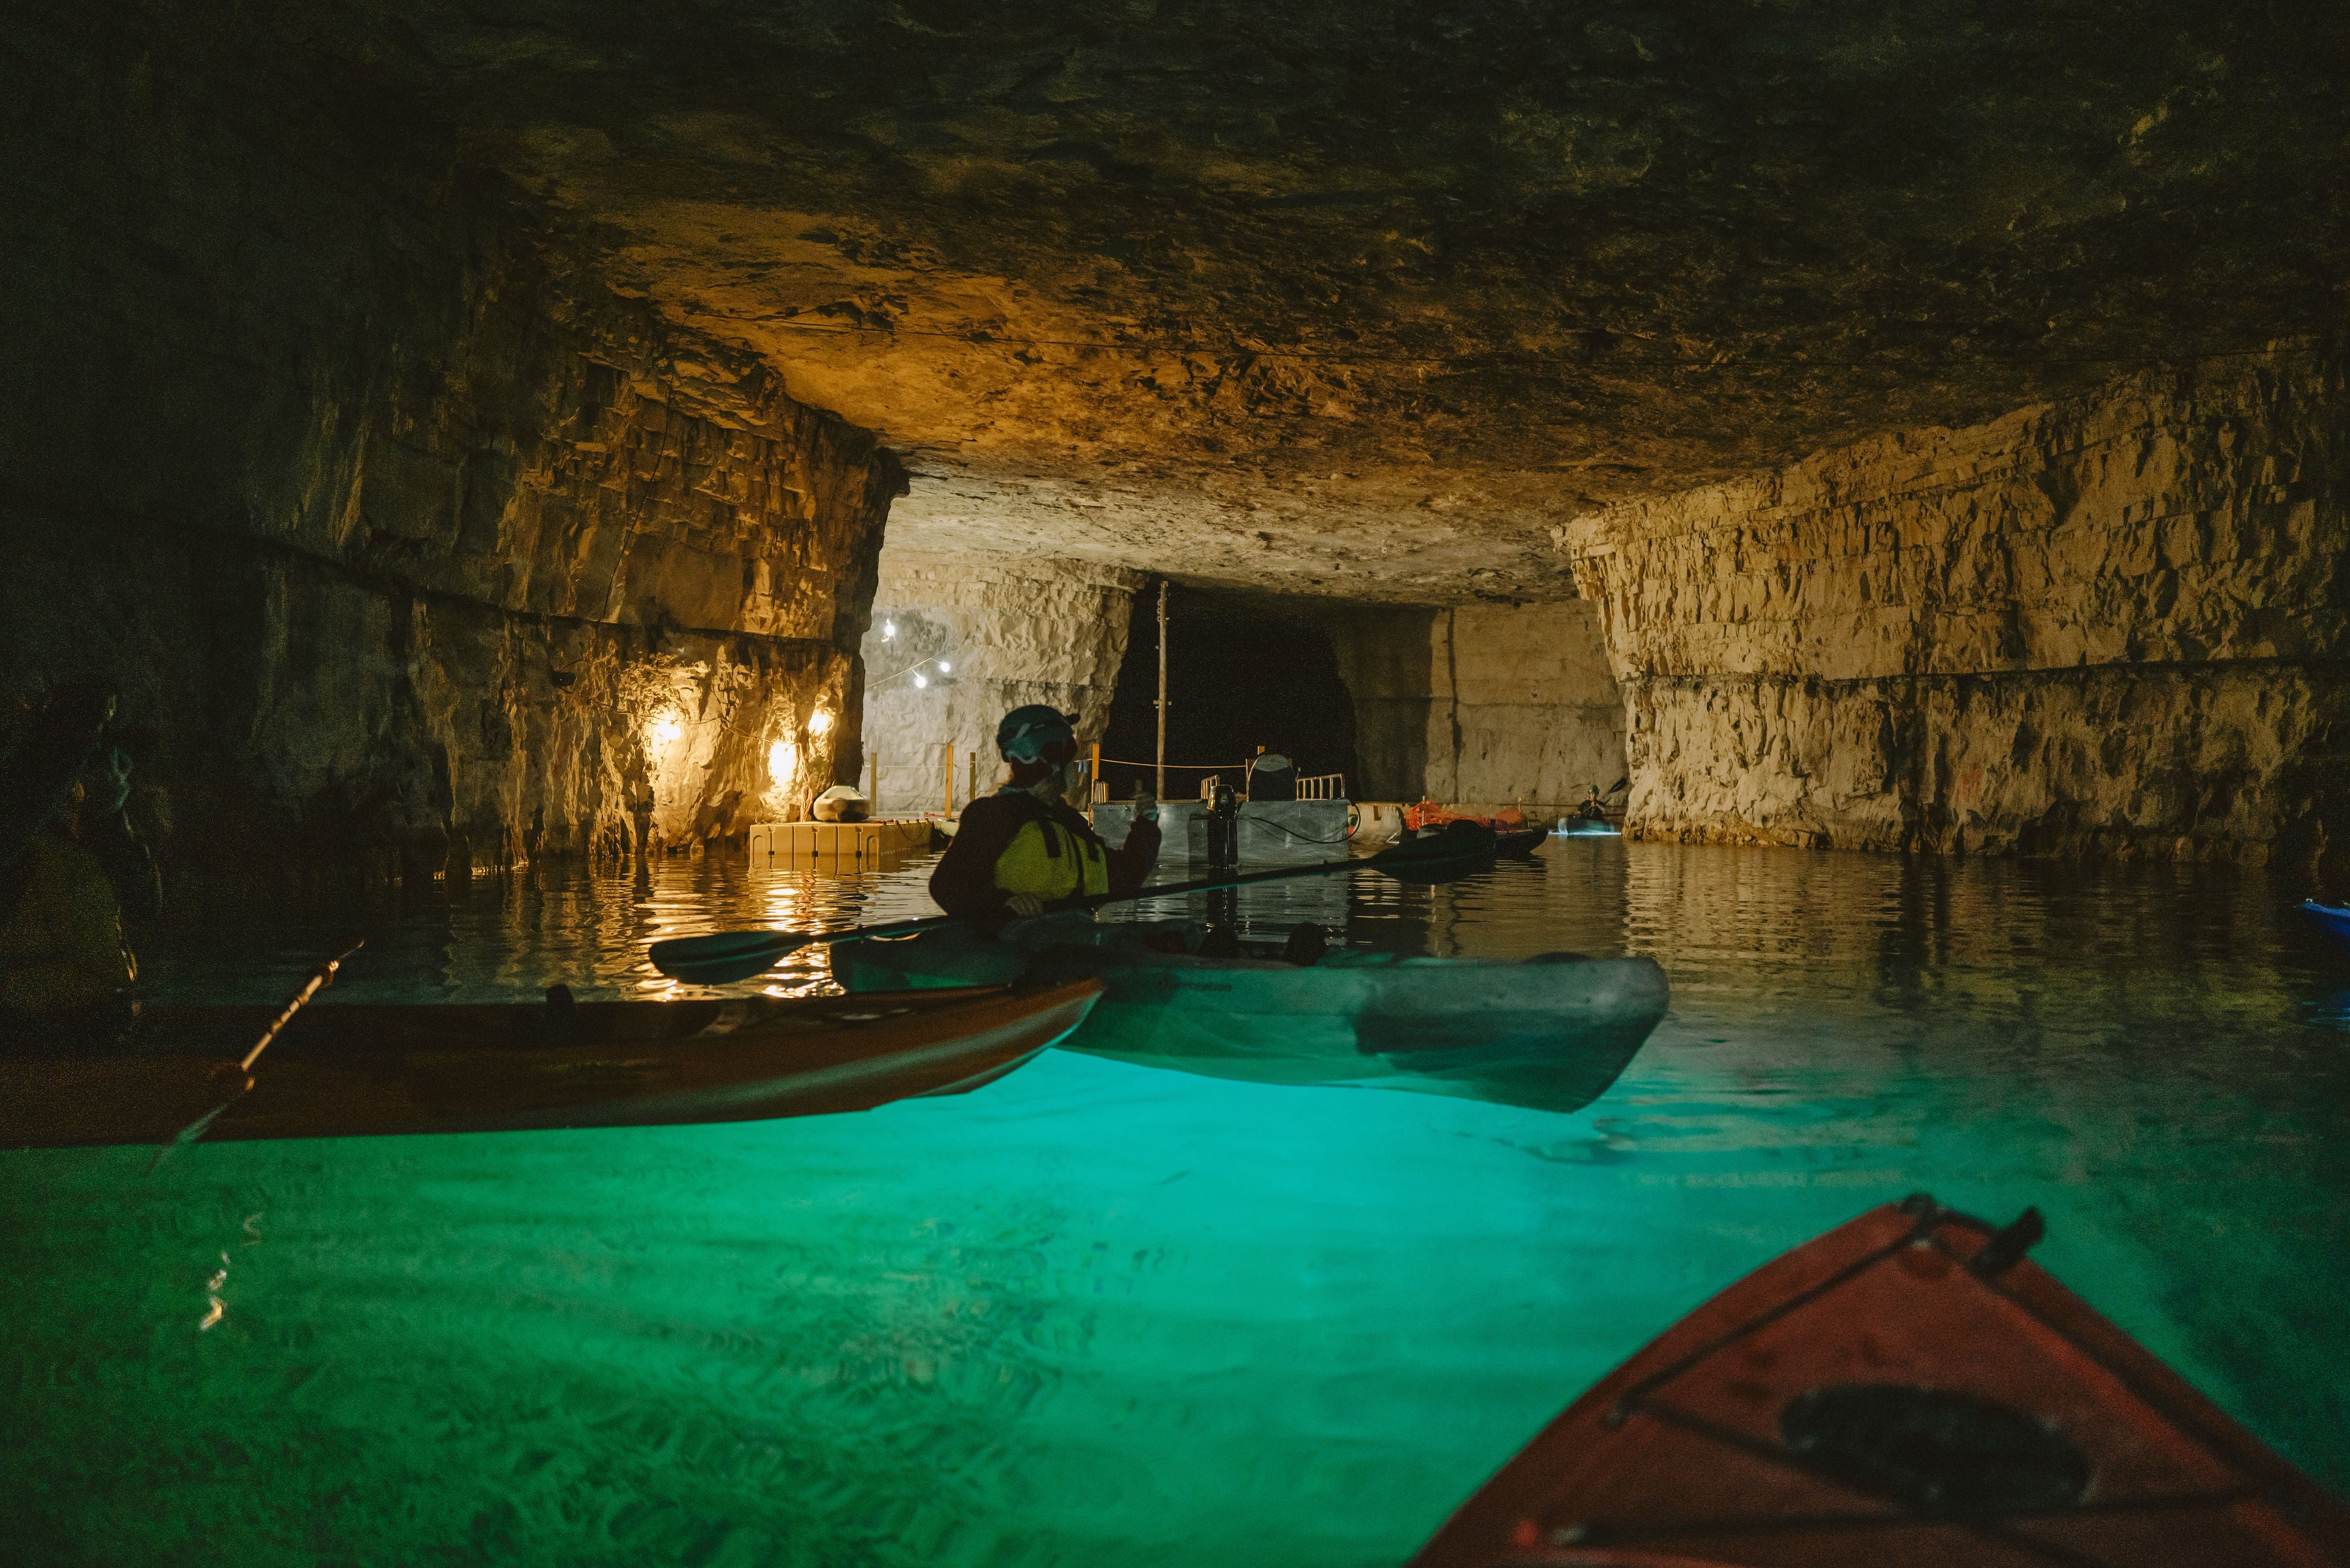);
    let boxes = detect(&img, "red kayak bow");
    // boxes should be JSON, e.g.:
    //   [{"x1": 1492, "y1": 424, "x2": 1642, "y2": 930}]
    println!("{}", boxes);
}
[{"x1": 1413, "y1": 1195, "x2": 2349, "y2": 1567}]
